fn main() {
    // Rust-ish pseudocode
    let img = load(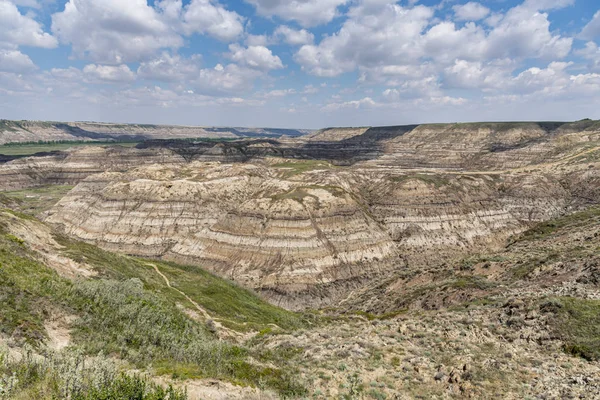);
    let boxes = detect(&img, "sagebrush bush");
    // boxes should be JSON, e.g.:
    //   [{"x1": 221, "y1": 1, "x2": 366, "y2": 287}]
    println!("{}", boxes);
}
[{"x1": 0, "y1": 347, "x2": 187, "y2": 399}]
